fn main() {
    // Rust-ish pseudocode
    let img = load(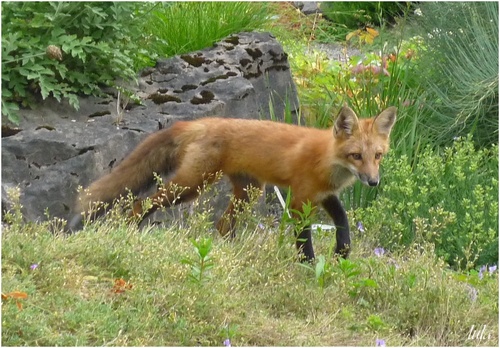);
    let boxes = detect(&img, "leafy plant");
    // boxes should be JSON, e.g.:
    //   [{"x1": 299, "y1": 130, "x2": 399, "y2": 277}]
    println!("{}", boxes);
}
[
  {"x1": 1, "y1": 2, "x2": 152, "y2": 124},
  {"x1": 277, "y1": 188, "x2": 317, "y2": 252},
  {"x1": 299, "y1": 252, "x2": 381, "y2": 299},
  {"x1": 299, "y1": 254, "x2": 335, "y2": 289},
  {"x1": 181, "y1": 237, "x2": 215, "y2": 284},
  {"x1": 353, "y1": 136, "x2": 499, "y2": 269}
]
